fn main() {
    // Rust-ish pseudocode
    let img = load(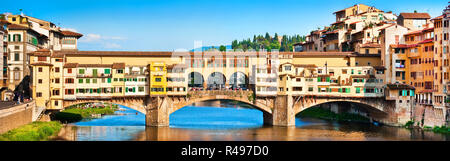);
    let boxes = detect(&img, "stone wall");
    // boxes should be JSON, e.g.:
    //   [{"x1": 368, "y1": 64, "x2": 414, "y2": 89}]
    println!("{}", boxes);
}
[{"x1": 0, "y1": 101, "x2": 35, "y2": 134}]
